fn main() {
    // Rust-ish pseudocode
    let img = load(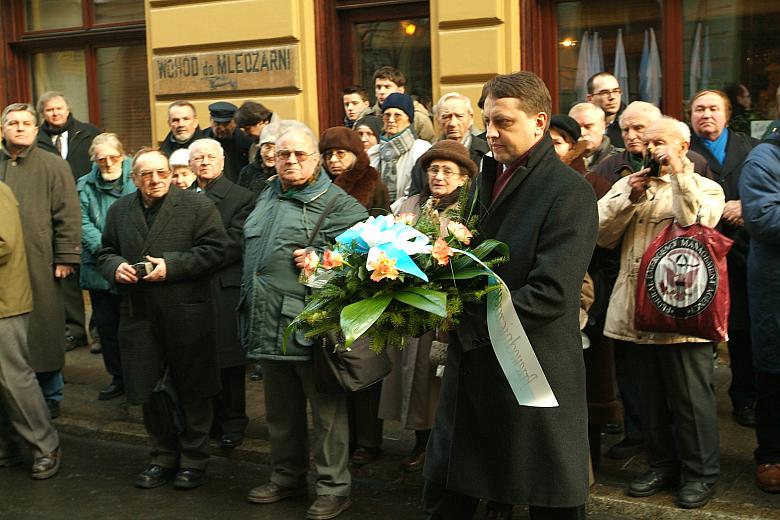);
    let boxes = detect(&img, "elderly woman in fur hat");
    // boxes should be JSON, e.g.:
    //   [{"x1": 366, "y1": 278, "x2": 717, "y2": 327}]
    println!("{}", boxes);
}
[{"x1": 378, "y1": 140, "x2": 477, "y2": 472}]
